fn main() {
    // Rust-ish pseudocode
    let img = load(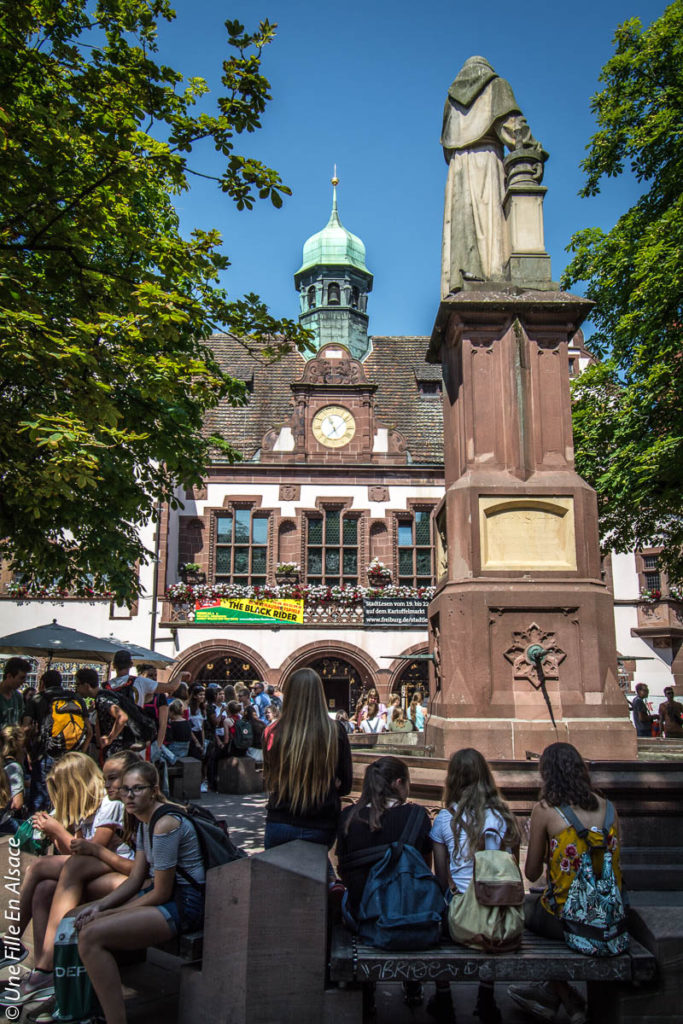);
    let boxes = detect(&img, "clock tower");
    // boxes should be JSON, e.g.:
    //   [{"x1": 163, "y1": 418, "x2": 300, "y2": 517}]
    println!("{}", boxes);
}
[{"x1": 294, "y1": 175, "x2": 373, "y2": 361}]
